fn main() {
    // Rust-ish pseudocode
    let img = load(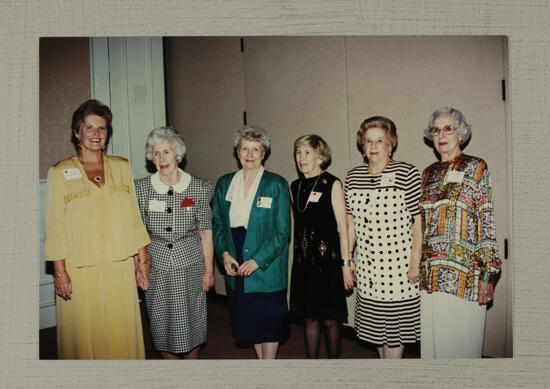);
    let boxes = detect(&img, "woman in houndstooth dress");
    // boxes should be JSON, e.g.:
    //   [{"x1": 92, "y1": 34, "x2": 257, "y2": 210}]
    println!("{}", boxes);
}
[{"x1": 135, "y1": 127, "x2": 215, "y2": 359}]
